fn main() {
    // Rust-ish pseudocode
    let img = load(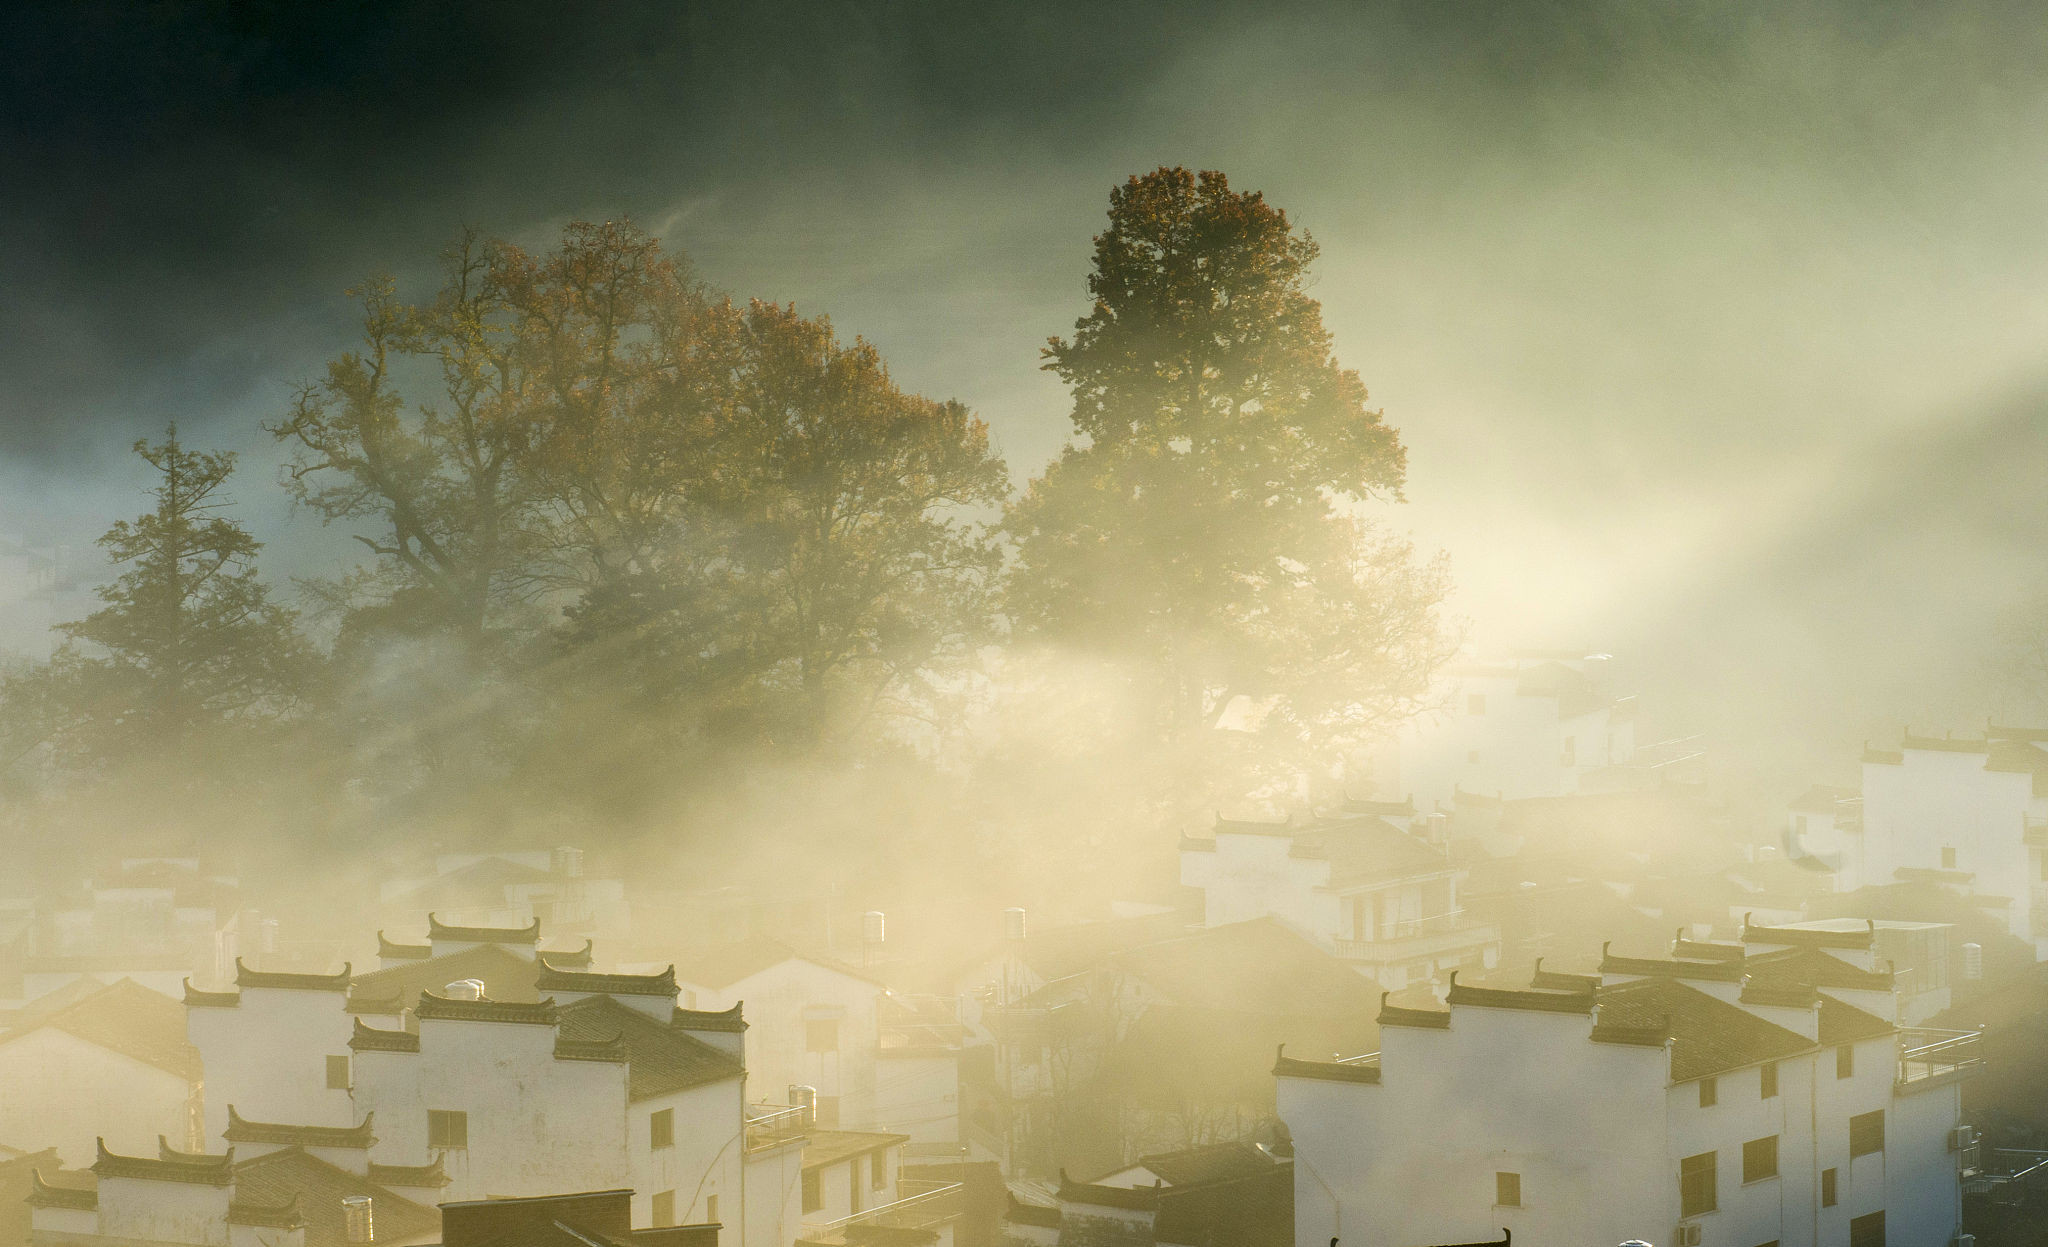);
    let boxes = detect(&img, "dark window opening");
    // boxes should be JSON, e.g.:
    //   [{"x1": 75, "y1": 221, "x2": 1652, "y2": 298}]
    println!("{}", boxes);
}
[
  {"x1": 1495, "y1": 1171, "x2": 1520, "y2": 1207},
  {"x1": 1743, "y1": 1136, "x2": 1779, "y2": 1183},
  {"x1": 427, "y1": 1109, "x2": 467, "y2": 1150},
  {"x1": 1680, "y1": 1151, "x2": 1717, "y2": 1218}
]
